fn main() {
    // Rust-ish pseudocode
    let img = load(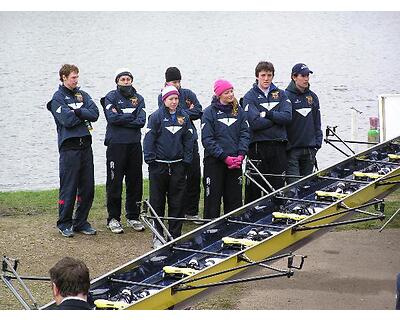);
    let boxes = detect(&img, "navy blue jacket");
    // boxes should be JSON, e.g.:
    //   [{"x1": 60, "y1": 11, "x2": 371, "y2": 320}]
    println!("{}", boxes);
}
[
  {"x1": 201, "y1": 97, "x2": 250, "y2": 160},
  {"x1": 47, "y1": 85, "x2": 99, "y2": 149},
  {"x1": 242, "y1": 83, "x2": 292, "y2": 143},
  {"x1": 158, "y1": 87, "x2": 202, "y2": 141},
  {"x1": 102, "y1": 88, "x2": 146, "y2": 146},
  {"x1": 285, "y1": 80, "x2": 323, "y2": 150},
  {"x1": 143, "y1": 106, "x2": 193, "y2": 164}
]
